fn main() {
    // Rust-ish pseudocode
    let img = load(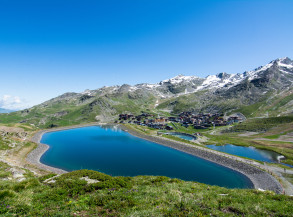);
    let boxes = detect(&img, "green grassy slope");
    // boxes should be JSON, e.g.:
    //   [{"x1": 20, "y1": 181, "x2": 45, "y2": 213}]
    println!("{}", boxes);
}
[
  {"x1": 0, "y1": 169, "x2": 292, "y2": 216},
  {"x1": 234, "y1": 89, "x2": 293, "y2": 117},
  {"x1": 157, "y1": 88, "x2": 293, "y2": 118},
  {"x1": 1, "y1": 85, "x2": 292, "y2": 128},
  {"x1": 225, "y1": 116, "x2": 293, "y2": 133},
  {"x1": 1, "y1": 121, "x2": 293, "y2": 216},
  {"x1": 0, "y1": 93, "x2": 158, "y2": 128}
]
